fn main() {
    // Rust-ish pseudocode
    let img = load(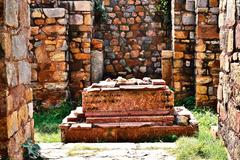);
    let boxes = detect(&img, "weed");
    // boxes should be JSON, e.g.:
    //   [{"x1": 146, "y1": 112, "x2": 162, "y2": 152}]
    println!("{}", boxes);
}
[
  {"x1": 22, "y1": 139, "x2": 42, "y2": 160},
  {"x1": 172, "y1": 108, "x2": 227, "y2": 160}
]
